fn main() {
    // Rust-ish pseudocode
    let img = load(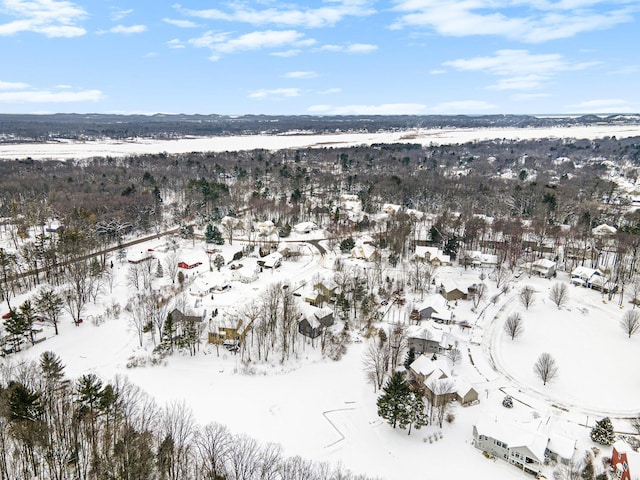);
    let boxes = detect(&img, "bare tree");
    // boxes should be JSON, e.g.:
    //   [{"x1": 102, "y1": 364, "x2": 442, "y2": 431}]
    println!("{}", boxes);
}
[
  {"x1": 426, "y1": 379, "x2": 455, "y2": 428},
  {"x1": 620, "y1": 310, "x2": 640, "y2": 338},
  {"x1": 549, "y1": 282, "x2": 569, "y2": 309},
  {"x1": 534, "y1": 352, "x2": 558, "y2": 385},
  {"x1": 164, "y1": 250, "x2": 180, "y2": 285},
  {"x1": 519, "y1": 285, "x2": 535, "y2": 310},
  {"x1": 195, "y1": 423, "x2": 231, "y2": 480},
  {"x1": 447, "y1": 347, "x2": 462, "y2": 373},
  {"x1": 388, "y1": 322, "x2": 407, "y2": 371},
  {"x1": 362, "y1": 341, "x2": 389, "y2": 392},
  {"x1": 494, "y1": 267, "x2": 510, "y2": 289},
  {"x1": 503, "y1": 312, "x2": 524, "y2": 340},
  {"x1": 471, "y1": 282, "x2": 486, "y2": 309}
]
